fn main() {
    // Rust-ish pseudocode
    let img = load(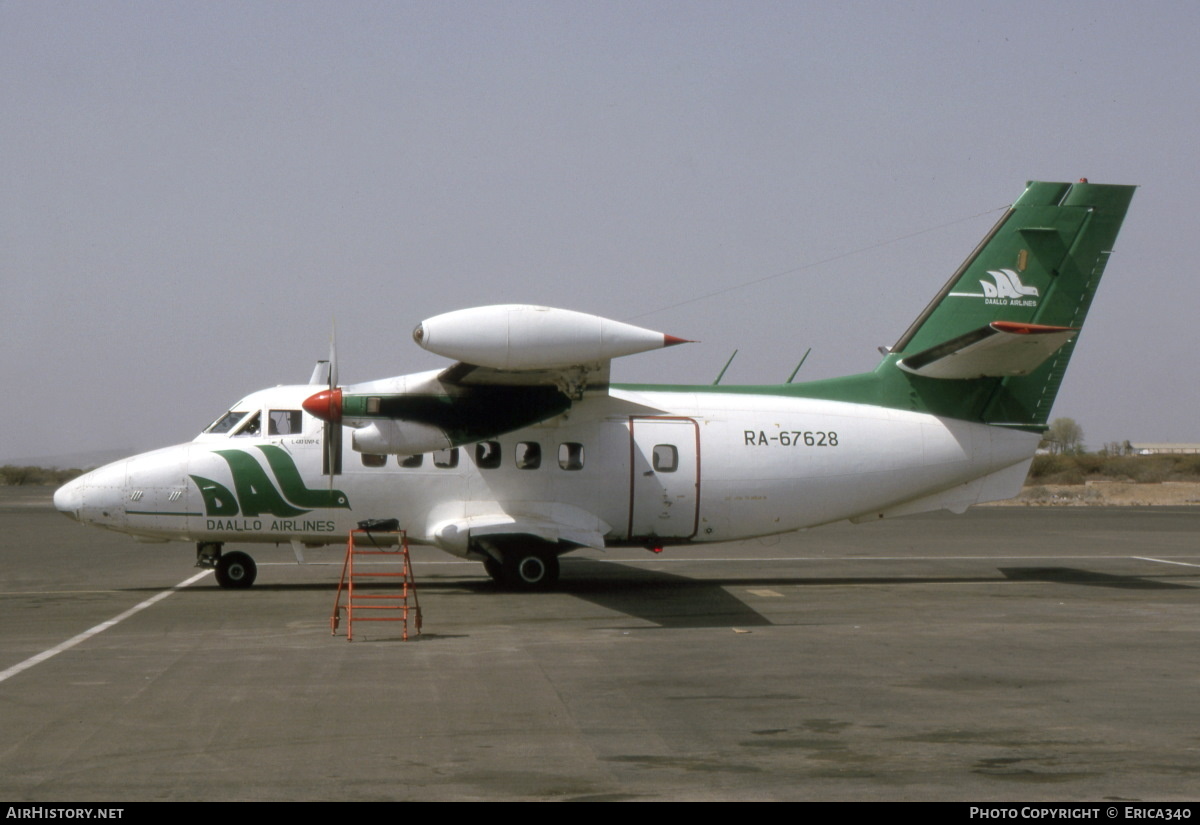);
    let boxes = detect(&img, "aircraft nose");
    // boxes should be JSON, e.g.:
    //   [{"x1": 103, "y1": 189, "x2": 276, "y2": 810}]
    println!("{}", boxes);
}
[
  {"x1": 53, "y1": 461, "x2": 129, "y2": 528},
  {"x1": 54, "y1": 477, "x2": 84, "y2": 521}
]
